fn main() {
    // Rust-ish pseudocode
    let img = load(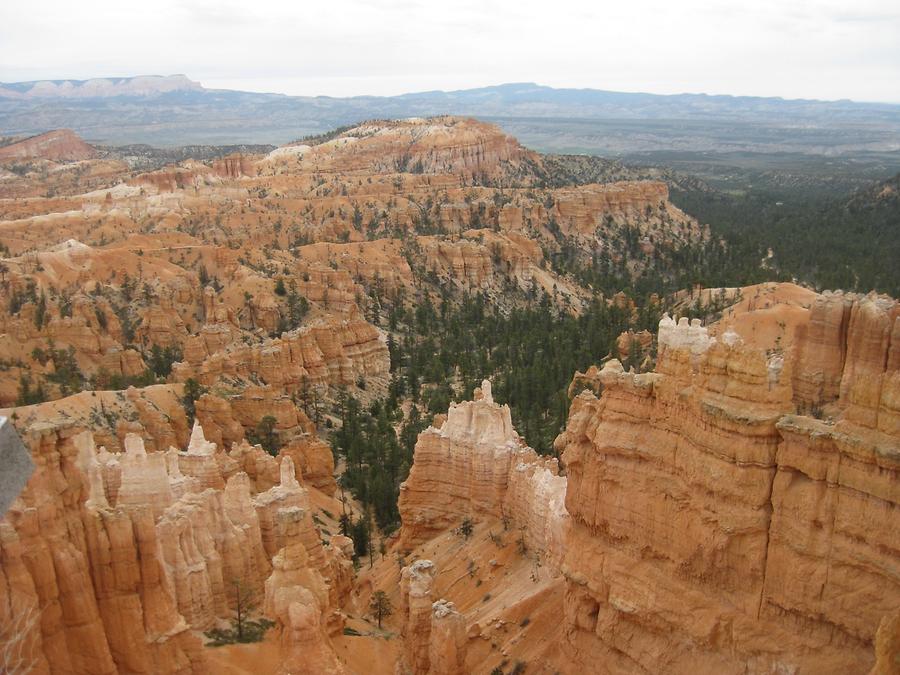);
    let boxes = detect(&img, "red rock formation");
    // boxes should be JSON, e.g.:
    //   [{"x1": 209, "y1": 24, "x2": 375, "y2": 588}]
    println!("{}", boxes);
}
[
  {"x1": 788, "y1": 291, "x2": 899, "y2": 425},
  {"x1": 554, "y1": 308, "x2": 899, "y2": 673},
  {"x1": 279, "y1": 435, "x2": 337, "y2": 494},
  {"x1": 792, "y1": 290, "x2": 856, "y2": 410},
  {"x1": 263, "y1": 507, "x2": 344, "y2": 675},
  {"x1": 396, "y1": 561, "x2": 468, "y2": 675},
  {"x1": 212, "y1": 154, "x2": 254, "y2": 179},
  {"x1": 552, "y1": 181, "x2": 669, "y2": 234},
  {"x1": 116, "y1": 432, "x2": 174, "y2": 518},
  {"x1": 836, "y1": 294, "x2": 899, "y2": 432},
  {"x1": 399, "y1": 380, "x2": 568, "y2": 565},
  {"x1": 397, "y1": 559, "x2": 436, "y2": 674},
  {"x1": 227, "y1": 439, "x2": 280, "y2": 492},
  {"x1": 428, "y1": 599, "x2": 467, "y2": 675},
  {"x1": 0, "y1": 424, "x2": 206, "y2": 674},
  {"x1": 615, "y1": 328, "x2": 653, "y2": 360},
  {"x1": 0, "y1": 418, "x2": 348, "y2": 674},
  {"x1": 261, "y1": 117, "x2": 534, "y2": 183},
  {"x1": 252, "y1": 453, "x2": 351, "y2": 610},
  {"x1": 0, "y1": 129, "x2": 98, "y2": 162},
  {"x1": 194, "y1": 393, "x2": 246, "y2": 449},
  {"x1": 136, "y1": 294, "x2": 189, "y2": 347},
  {"x1": 174, "y1": 318, "x2": 389, "y2": 390}
]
